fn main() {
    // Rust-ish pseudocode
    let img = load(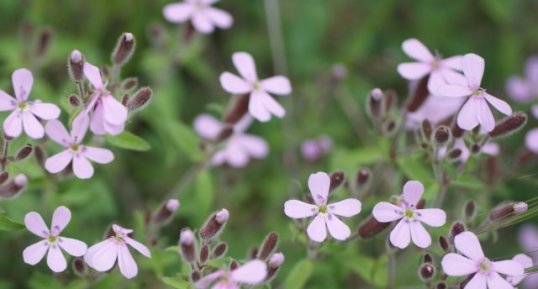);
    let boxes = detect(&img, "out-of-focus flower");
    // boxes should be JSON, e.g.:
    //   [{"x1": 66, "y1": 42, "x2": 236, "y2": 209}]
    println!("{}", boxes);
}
[
  {"x1": 507, "y1": 254, "x2": 534, "y2": 287},
  {"x1": 0, "y1": 68, "x2": 60, "y2": 139},
  {"x1": 220, "y1": 52, "x2": 292, "y2": 122},
  {"x1": 84, "y1": 224, "x2": 151, "y2": 279},
  {"x1": 372, "y1": 180, "x2": 446, "y2": 249},
  {"x1": 163, "y1": 0, "x2": 233, "y2": 34},
  {"x1": 195, "y1": 260, "x2": 267, "y2": 289},
  {"x1": 518, "y1": 225, "x2": 538, "y2": 288},
  {"x1": 397, "y1": 38, "x2": 466, "y2": 93},
  {"x1": 406, "y1": 94, "x2": 465, "y2": 129},
  {"x1": 284, "y1": 172, "x2": 361, "y2": 242},
  {"x1": 83, "y1": 62, "x2": 128, "y2": 135},
  {"x1": 44, "y1": 115, "x2": 114, "y2": 179},
  {"x1": 438, "y1": 138, "x2": 499, "y2": 163},
  {"x1": 194, "y1": 114, "x2": 268, "y2": 168},
  {"x1": 23, "y1": 206, "x2": 87, "y2": 272},
  {"x1": 436, "y1": 53, "x2": 512, "y2": 132},
  {"x1": 441, "y1": 231, "x2": 523, "y2": 289},
  {"x1": 301, "y1": 136, "x2": 333, "y2": 162},
  {"x1": 506, "y1": 57, "x2": 538, "y2": 104},
  {"x1": 525, "y1": 128, "x2": 538, "y2": 154}
]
